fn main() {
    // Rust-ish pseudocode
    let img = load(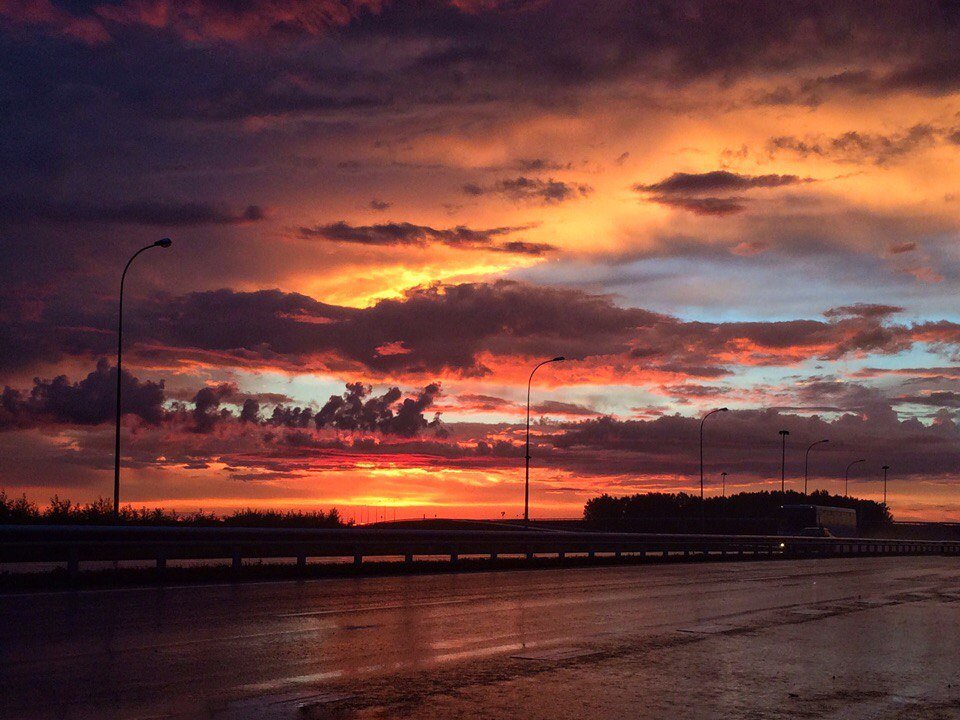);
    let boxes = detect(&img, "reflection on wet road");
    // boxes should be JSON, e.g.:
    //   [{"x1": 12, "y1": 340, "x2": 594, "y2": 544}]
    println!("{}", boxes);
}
[{"x1": 2, "y1": 557, "x2": 959, "y2": 719}]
